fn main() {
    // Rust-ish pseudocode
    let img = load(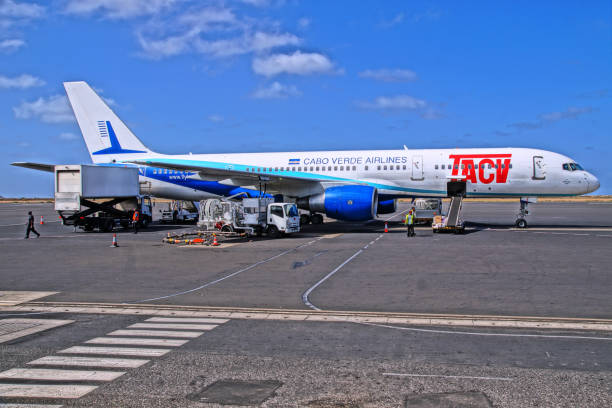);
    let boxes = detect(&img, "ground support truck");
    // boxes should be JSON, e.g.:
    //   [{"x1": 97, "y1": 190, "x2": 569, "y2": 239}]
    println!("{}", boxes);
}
[
  {"x1": 198, "y1": 197, "x2": 300, "y2": 238},
  {"x1": 54, "y1": 165, "x2": 152, "y2": 232},
  {"x1": 160, "y1": 200, "x2": 198, "y2": 224}
]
